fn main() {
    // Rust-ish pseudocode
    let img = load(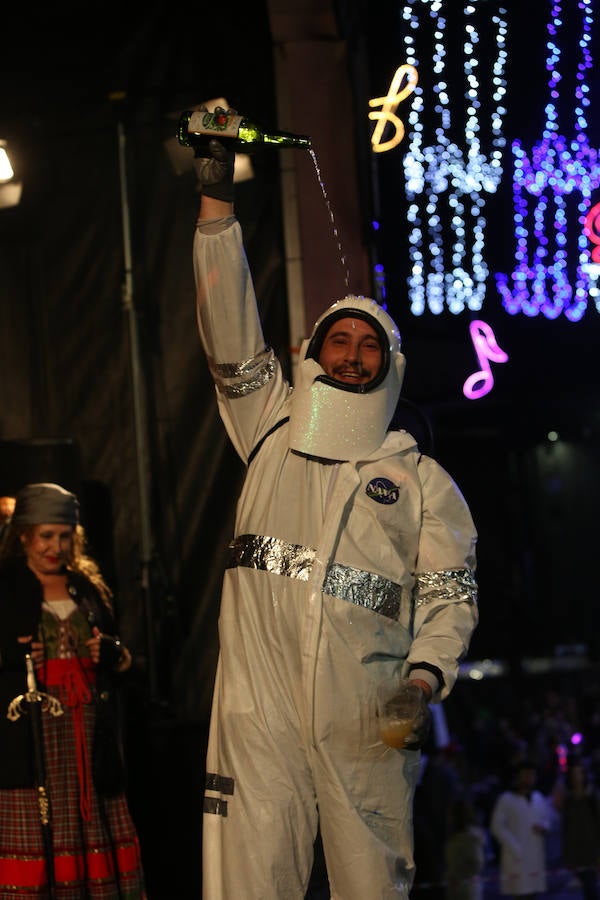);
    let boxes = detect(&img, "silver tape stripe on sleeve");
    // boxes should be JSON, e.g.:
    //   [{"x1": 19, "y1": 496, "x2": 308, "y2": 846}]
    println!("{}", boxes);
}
[
  {"x1": 413, "y1": 568, "x2": 478, "y2": 607},
  {"x1": 211, "y1": 349, "x2": 276, "y2": 398}
]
